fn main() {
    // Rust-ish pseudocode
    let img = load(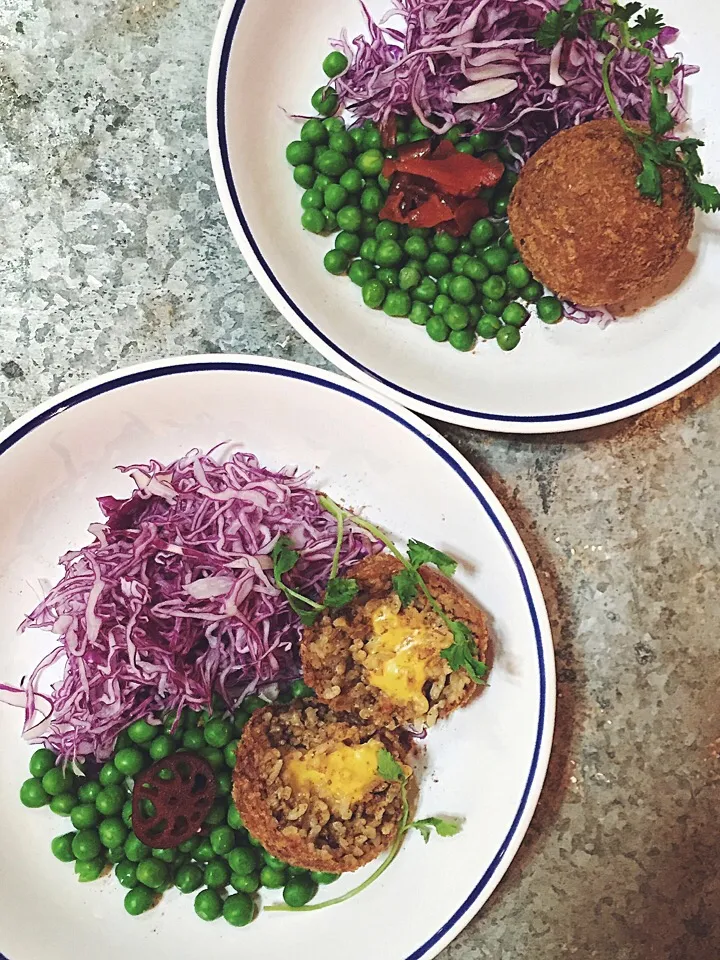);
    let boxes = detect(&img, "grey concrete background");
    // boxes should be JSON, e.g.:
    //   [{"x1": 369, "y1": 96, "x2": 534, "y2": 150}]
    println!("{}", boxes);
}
[{"x1": 1, "y1": 1, "x2": 718, "y2": 957}]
